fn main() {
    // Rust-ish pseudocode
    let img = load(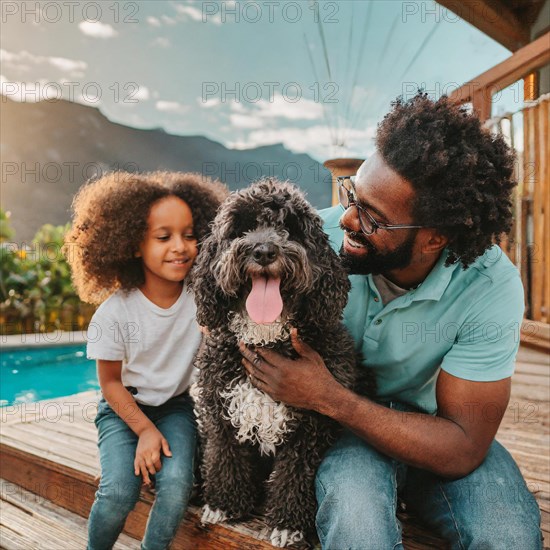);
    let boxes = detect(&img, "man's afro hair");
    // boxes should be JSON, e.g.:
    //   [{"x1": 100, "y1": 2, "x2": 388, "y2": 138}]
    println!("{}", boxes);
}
[{"x1": 376, "y1": 93, "x2": 516, "y2": 267}]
